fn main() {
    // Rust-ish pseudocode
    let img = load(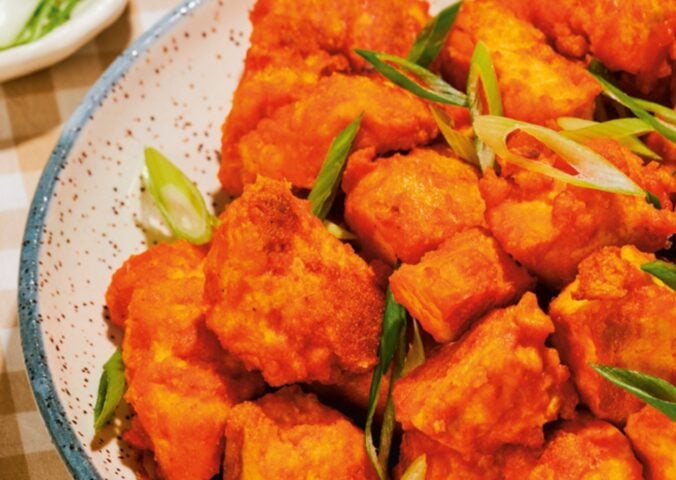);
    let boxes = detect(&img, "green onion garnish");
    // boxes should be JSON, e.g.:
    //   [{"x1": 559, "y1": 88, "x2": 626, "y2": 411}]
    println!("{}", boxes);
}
[
  {"x1": 355, "y1": 49, "x2": 467, "y2": 107},
  {"x1": 407, "y1": 3, "x2": 461, "y2": 68},
  {"x1": 323, "y1": 220, "x2": 357, "y2": 240},
  {"x1": 591, "y1": 365, "x2": 676, "y2": 420},
  {"x1": 467, "y1": 41, "x2": 503, "y2": 172},
  {"x1": 143, "y1": 147, "x2": 216, "y2": 245},
  {"x1": 430, "y1": 106, "x2": 479, "y2": 166},
  {"x1": 307, "y1": 114, "x2": 363, "y2": 220},
  {"x1": 632, "y1": 98, "x2": 676, "y2": 126},
  {"x1": 401, "y1": 454, "x2": 428, "y2": 480},
  {"x1": 93, "y1": 348, "x2": 126, "y2": 430},
  {"x1": 645, "y1": 191, "x2": 662, "y2": 210},
  {"x1": 588, "y1": 70, "x2": 676, "y2": 142},
  {"x1": 365, "y1": 287, "x2": 408, "y2": 480},
  {"x1": 557, "y1": 117, "x2": 660, "y2": 160},
  {"x1": 401, "y1": 318, "x2": 425, "y2": 377},
  {"x1": 640, "y1": 260, "x2": 676, "y2": 290},
  {"x1": 473, "y1": 115, "x2": 644, "y2": 196},
  {"x1": 2, "y1": 0, "x2": 82, "y2": 50}
]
